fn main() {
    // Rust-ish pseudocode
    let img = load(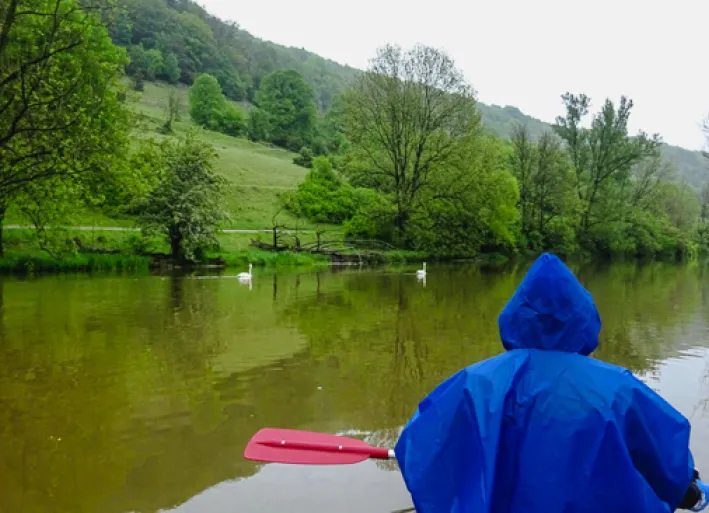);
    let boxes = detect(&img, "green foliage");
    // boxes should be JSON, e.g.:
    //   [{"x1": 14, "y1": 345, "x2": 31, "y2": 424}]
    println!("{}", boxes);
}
[
  {"x1": 342, "y1": 189, "x2": 396, "y2": 242},
  {"x1": 255, "y1": 70, "x2": 318, "y2": 151},
  {"x1": 189, "y1": 74, "x2": 246, "y2": 137},
  {"x1": 136, "y1": 132, "x2": 229, "y2": 262},
  {"x1": 219, "y1": 104, "x2": 247, "y2": 137},
  {"x1": 553, "y1": 93, "x2": 661, "y2": 235},
  {"x1": 133, "y1": 74, "x2": 145, "y2": 91},
  {"x1": 126, "y1": 44, "x2": 164, "y2": 81},
  {"x1": 0, "y1": 0, "x2": 132, "y2": 255},
  {"x1": 293, "y1": 147, "x2": 314, "y2": 168},
  {"x1": 320, "y1": 95, "x2": 349, "y2": 154},
  {"x1": 286, "y1": 157, "x2": 355, "y2": 223},
  {"x1": 105, "y1": 0, "x2": 705, "y2": 187},
  {"x1": 109, "y1": 0, "x2": 357, "y2": 110},
  {"x1": 0, "y1": 252, "x2": 150, "y2": 274},
  {"x1": 407, "y1": 135, "x2": 520, "y2": 257},
  {"x1": 215, "y1": 69, "x2": 247, "y2": 102},
  {"x1": 247, "y1": 108, "x2": 271, "y2": 142},
  {"x1": 189, "y1": 74, "x2": 226, "y2": 129},
  {"x1": 162, "y1": 52, "x2": 181, "y2": 83},
  {"x1": 509, "y1": 125, "x2": 579, "y2": 251},
  {"x1": 344, "y1": 44, "x2": 482, "y2": 244}
]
